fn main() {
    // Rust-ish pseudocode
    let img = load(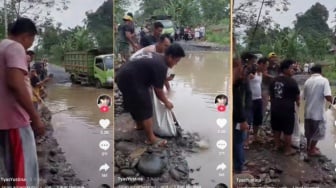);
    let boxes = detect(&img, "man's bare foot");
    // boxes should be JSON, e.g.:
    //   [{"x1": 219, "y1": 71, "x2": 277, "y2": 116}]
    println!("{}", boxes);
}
[{"x1": 145, "y1": 137, "x2": 168, "y2": 147}]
